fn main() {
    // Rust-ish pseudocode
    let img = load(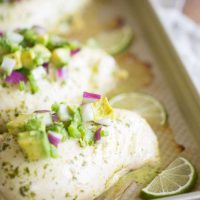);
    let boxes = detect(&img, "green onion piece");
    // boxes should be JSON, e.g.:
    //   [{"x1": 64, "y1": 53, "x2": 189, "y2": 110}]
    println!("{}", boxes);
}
[
  {"x1": 100, "y1": 130, "x2": 109, "y2": 137},
  {"x1": 19, "y1": 81, "x2": 25, "y2": 91},
  {"x1": 28, "y1": 74, "x2": 39, "y2": 94},
  {"x1": 50, "y1": 144, "x2": 59, "y2": 158},
  {"x1": 68, "y1": 124, "x2": 82, "y2": 138}
]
